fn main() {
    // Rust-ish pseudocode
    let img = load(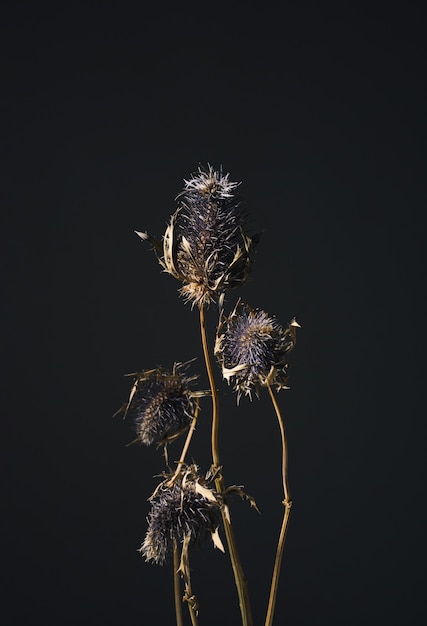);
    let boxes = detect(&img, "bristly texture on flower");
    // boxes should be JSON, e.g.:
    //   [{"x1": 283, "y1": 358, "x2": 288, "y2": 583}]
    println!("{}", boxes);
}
[
  {"x1": 215, "y1": 300, "x2": 300, "y2": 400},
  {"x1": 136, "y1": 165, "x2": 259, "y2": 307},
  {"x1": 117, "y1": 362, "x2": 200, "y2": 446},
  {"x1": 140, "y1": 466, "x2": 224, "y2": 565}
]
